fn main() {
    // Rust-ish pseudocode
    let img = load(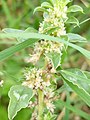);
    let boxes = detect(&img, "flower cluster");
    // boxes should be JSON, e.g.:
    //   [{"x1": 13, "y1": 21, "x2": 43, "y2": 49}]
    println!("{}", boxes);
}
[
  {"x1": 27, "y1": 40, "x2": 63, "y2": 65},
  {"x1": 23, "y1": 0, "x2": 69, "y2": 117},
  {"x1": 39, "y1": 3, "x2": 67, "y2": 36},
  {"x1": 44, "y1": 88, "x2": 55, "y2": 113},
  {"x1": 34, "y1": 40, "x2": 63, "y2": 54},
  {"x1": 22, "y1": 68, "x2": 53, "y2": 90},
  {"x1": 27, "y1": 1, "x2": 68, "y2": 66},
  {"x1": 22, "y1": 67, "x2": 56, "y2": 114},
  {"x1": 28, "y1": 87, "x2": 55, "y2": 113},
  {"x1": 28, "y1": 100, "x2": 37, "y2": 108}
]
